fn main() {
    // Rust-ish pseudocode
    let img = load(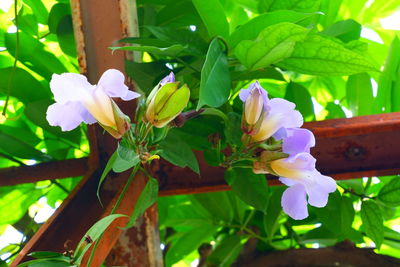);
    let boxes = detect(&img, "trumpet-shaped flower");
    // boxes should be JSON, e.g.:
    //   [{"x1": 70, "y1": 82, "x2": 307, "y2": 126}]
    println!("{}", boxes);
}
[
  {"x1": 46, "y1": 69, "x2": 140, "y2": 138},
  {"x1": 254, "y1": 128, "x2": 336, "y2": 220},
  {"x1": 251, "y1": 98, "x2": 303, "y2": 142},
  {"x1": 239, "y1": 81, "x2": 303, "y2": 142}
]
